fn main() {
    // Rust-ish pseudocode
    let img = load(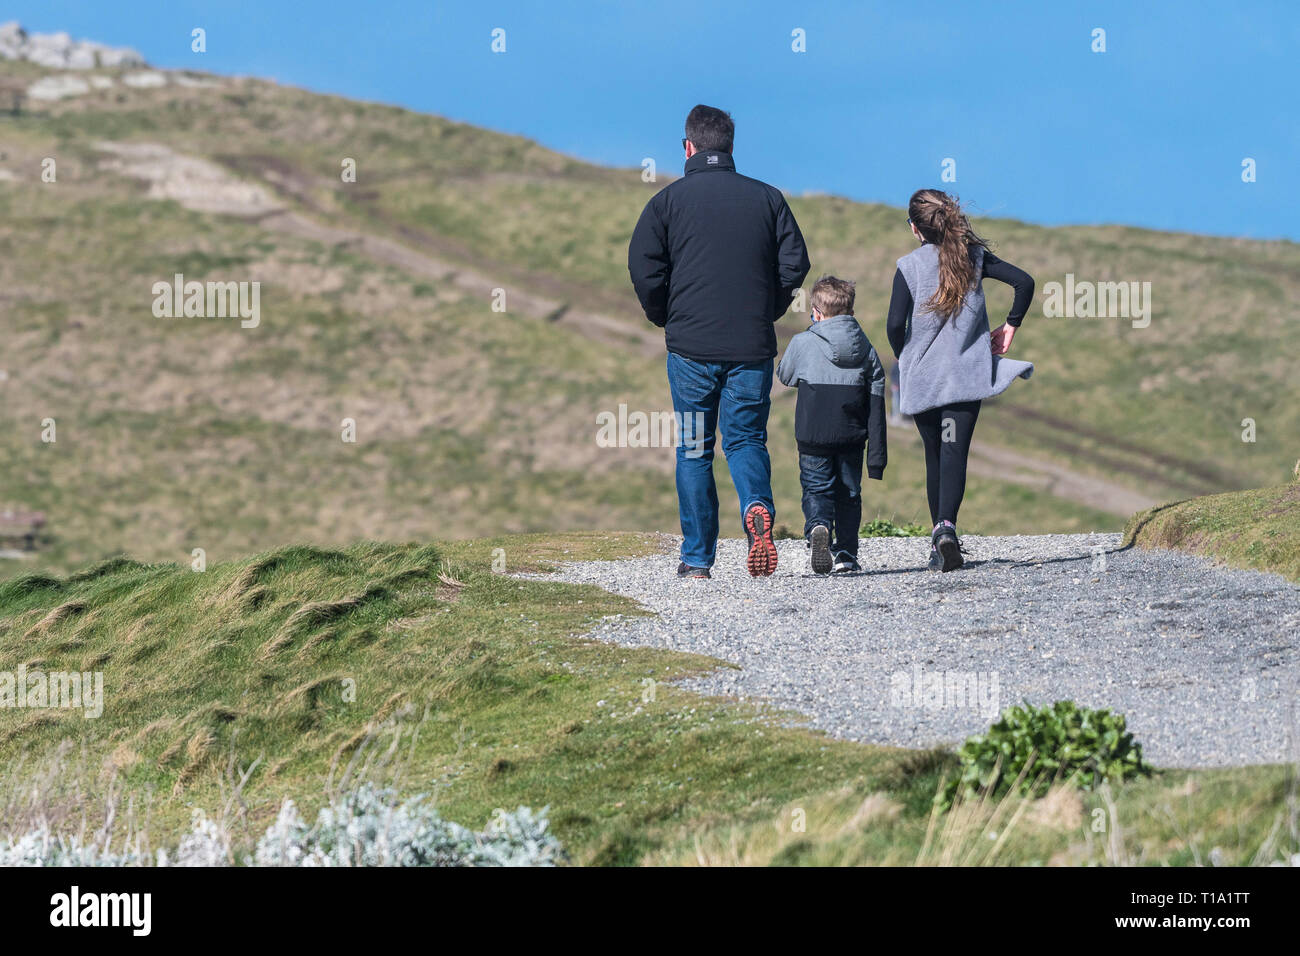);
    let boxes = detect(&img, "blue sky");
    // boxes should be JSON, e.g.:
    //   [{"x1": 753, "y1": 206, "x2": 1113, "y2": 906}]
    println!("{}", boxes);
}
[{"x1": 9, "y1": 0, "x2": 1298, "y2": 239}]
